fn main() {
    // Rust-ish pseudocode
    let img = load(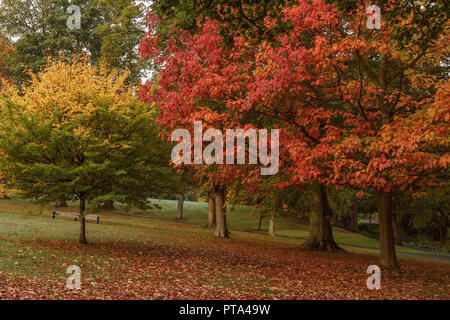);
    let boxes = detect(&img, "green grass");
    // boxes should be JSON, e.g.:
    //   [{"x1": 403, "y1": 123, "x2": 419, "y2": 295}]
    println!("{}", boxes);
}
[
  {"x1": 0, "y1": 196, "x2": 449, "y2": 300},
  {"x1": 135, "y1": 198, "x2": 445, "y2": 257},
  {"x1": 0, "y1": 196, "x2": 447, "y2": 266}
]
